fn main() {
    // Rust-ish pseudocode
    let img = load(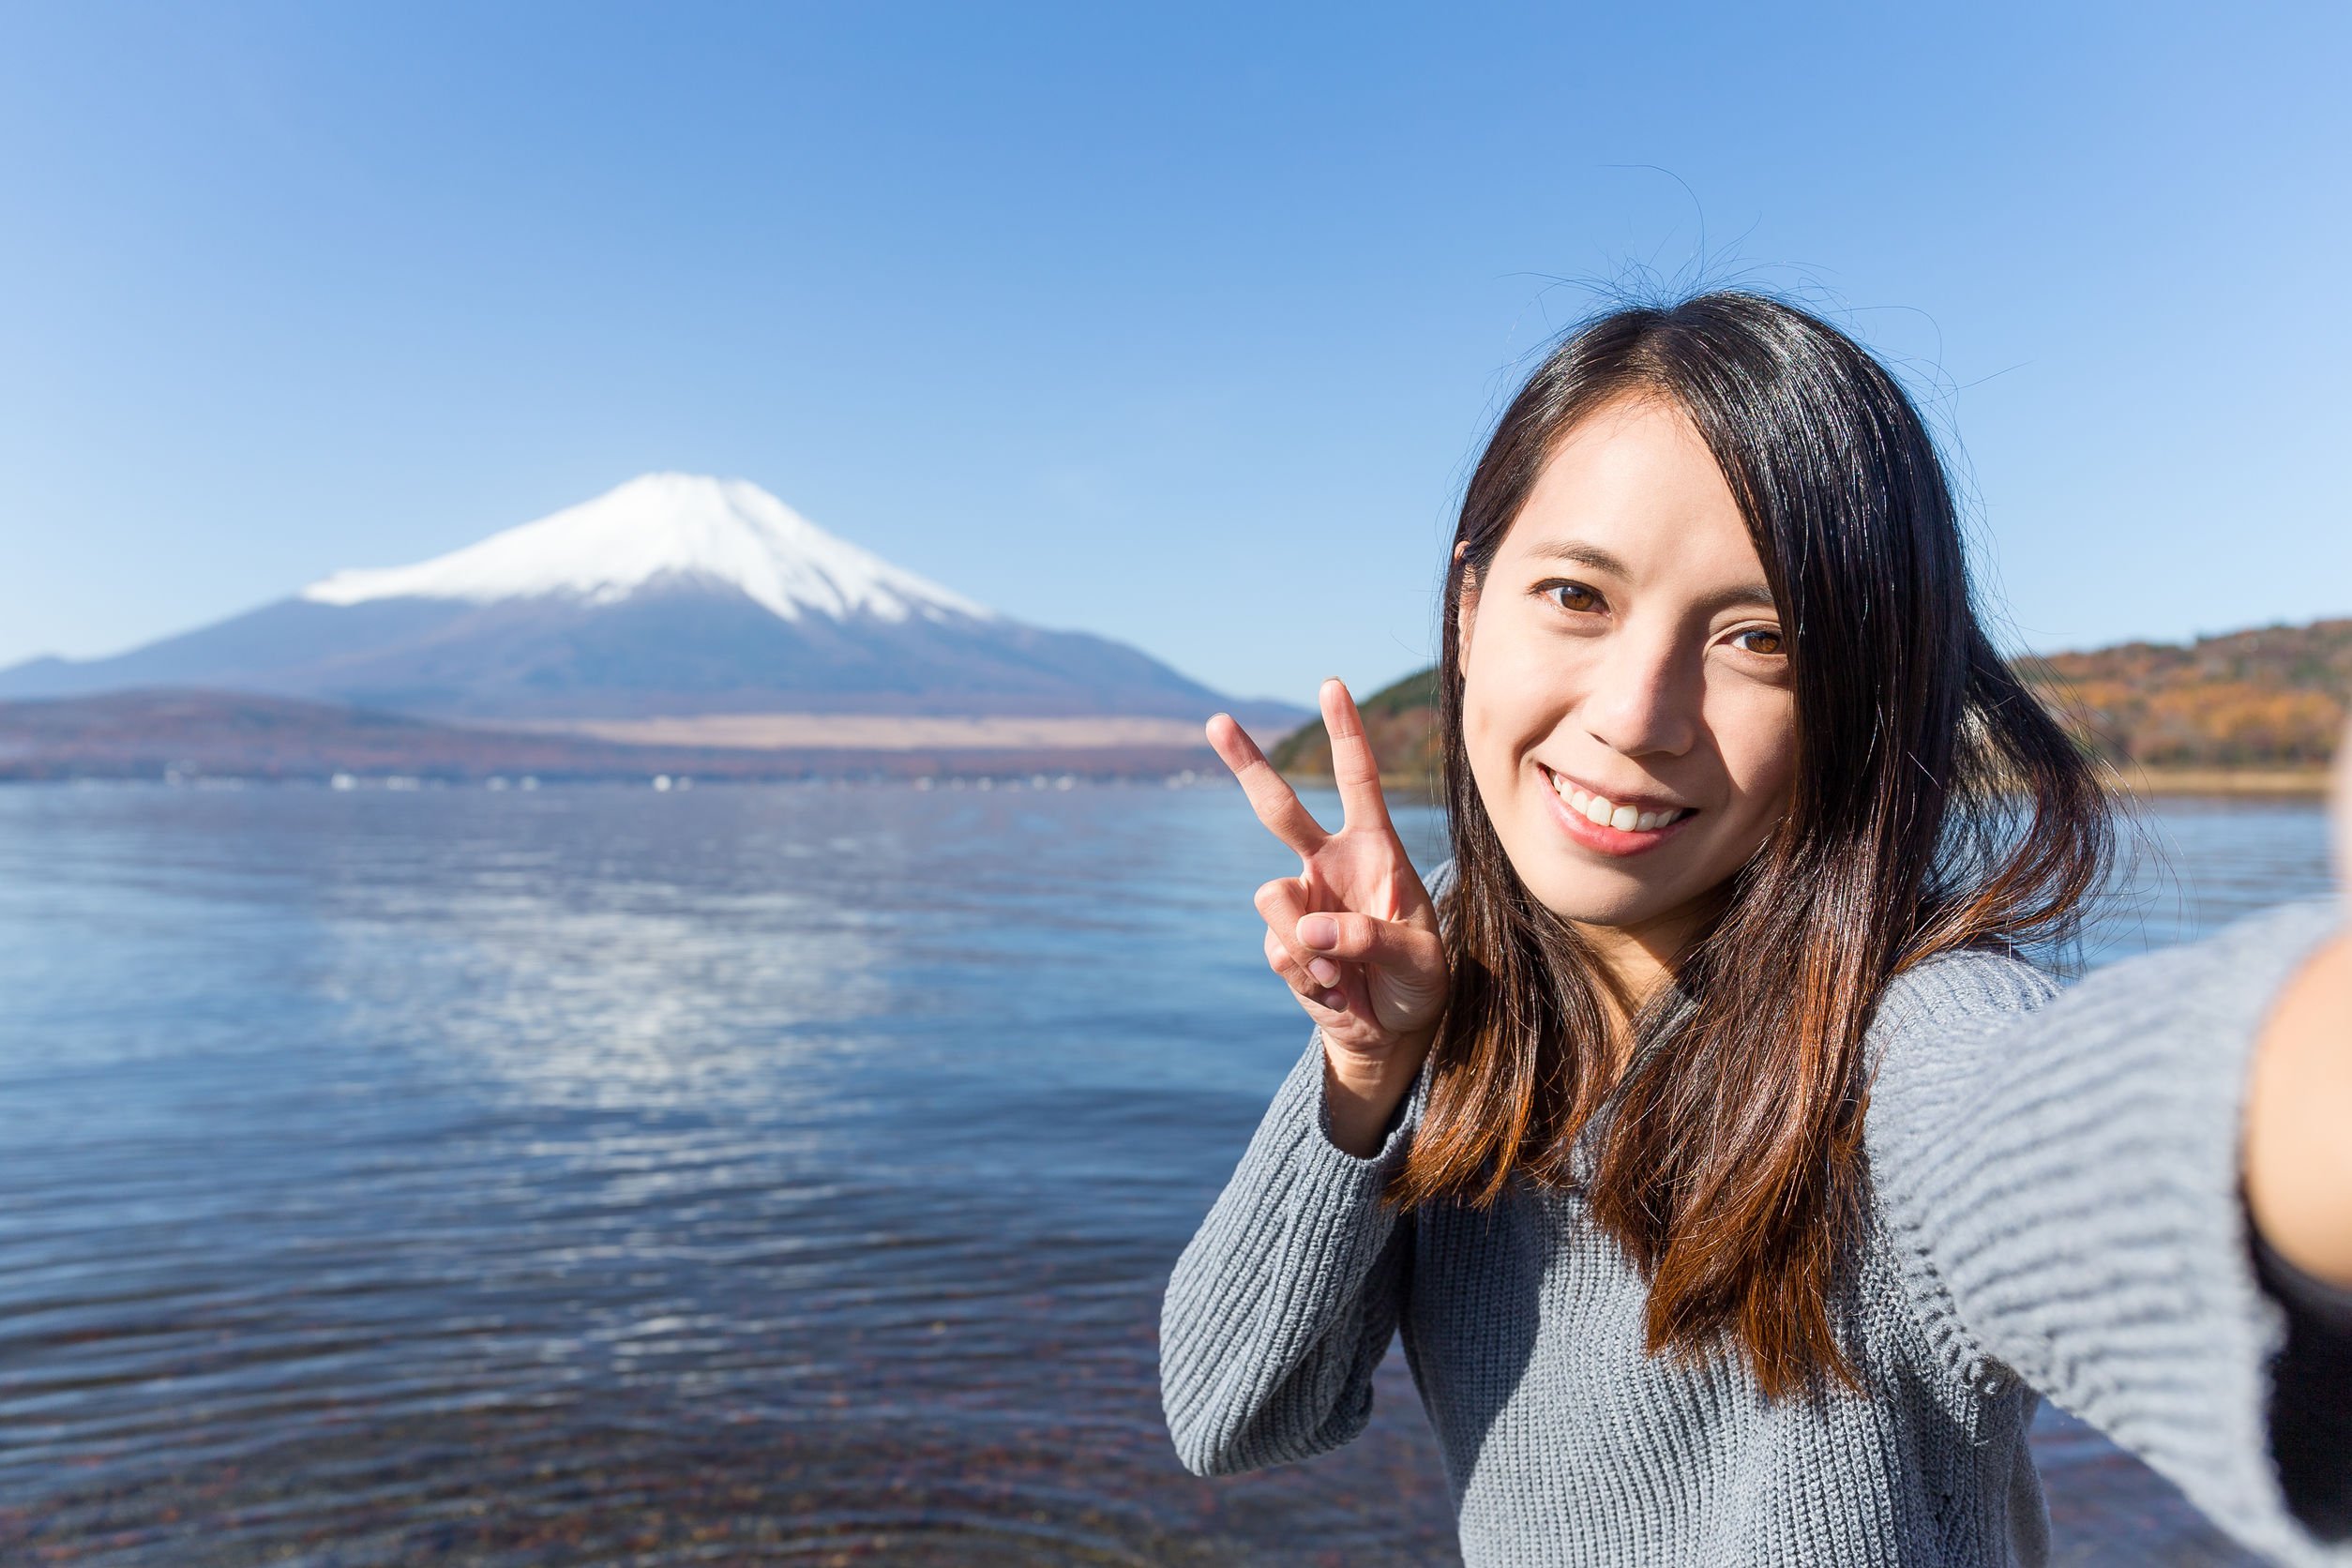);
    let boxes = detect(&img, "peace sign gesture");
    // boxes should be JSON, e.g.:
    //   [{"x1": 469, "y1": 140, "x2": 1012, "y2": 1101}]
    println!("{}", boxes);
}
[{"x1": 1209, "y1": 680, "x2": 1451, "y2": 1153}]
